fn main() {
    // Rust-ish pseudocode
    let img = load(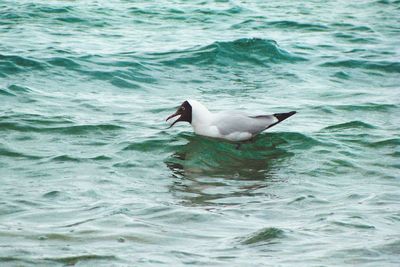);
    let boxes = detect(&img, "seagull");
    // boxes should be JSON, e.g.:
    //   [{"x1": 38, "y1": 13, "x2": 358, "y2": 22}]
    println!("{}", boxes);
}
[{"x1": 166, "y1": 100, "x2": 296, "y2": 143}]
